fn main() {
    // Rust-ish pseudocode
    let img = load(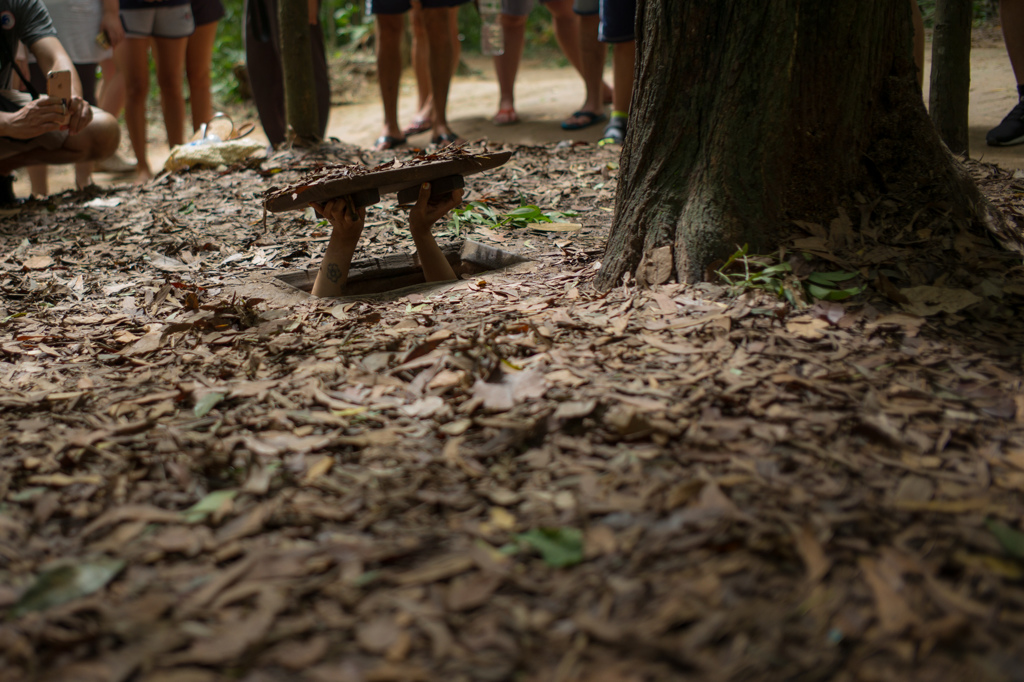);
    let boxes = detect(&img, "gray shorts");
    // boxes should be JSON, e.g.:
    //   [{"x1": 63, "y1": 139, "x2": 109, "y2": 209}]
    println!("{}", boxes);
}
[
  {"x1": 503, "y1": 0, "x2": 551, "y2": 16},
  {"x1": 0, "y1": 91, "x2": 68, "y2": 160},
  {"x1": 121, "y1": 5, "x2": 196, "y2": 39}
]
